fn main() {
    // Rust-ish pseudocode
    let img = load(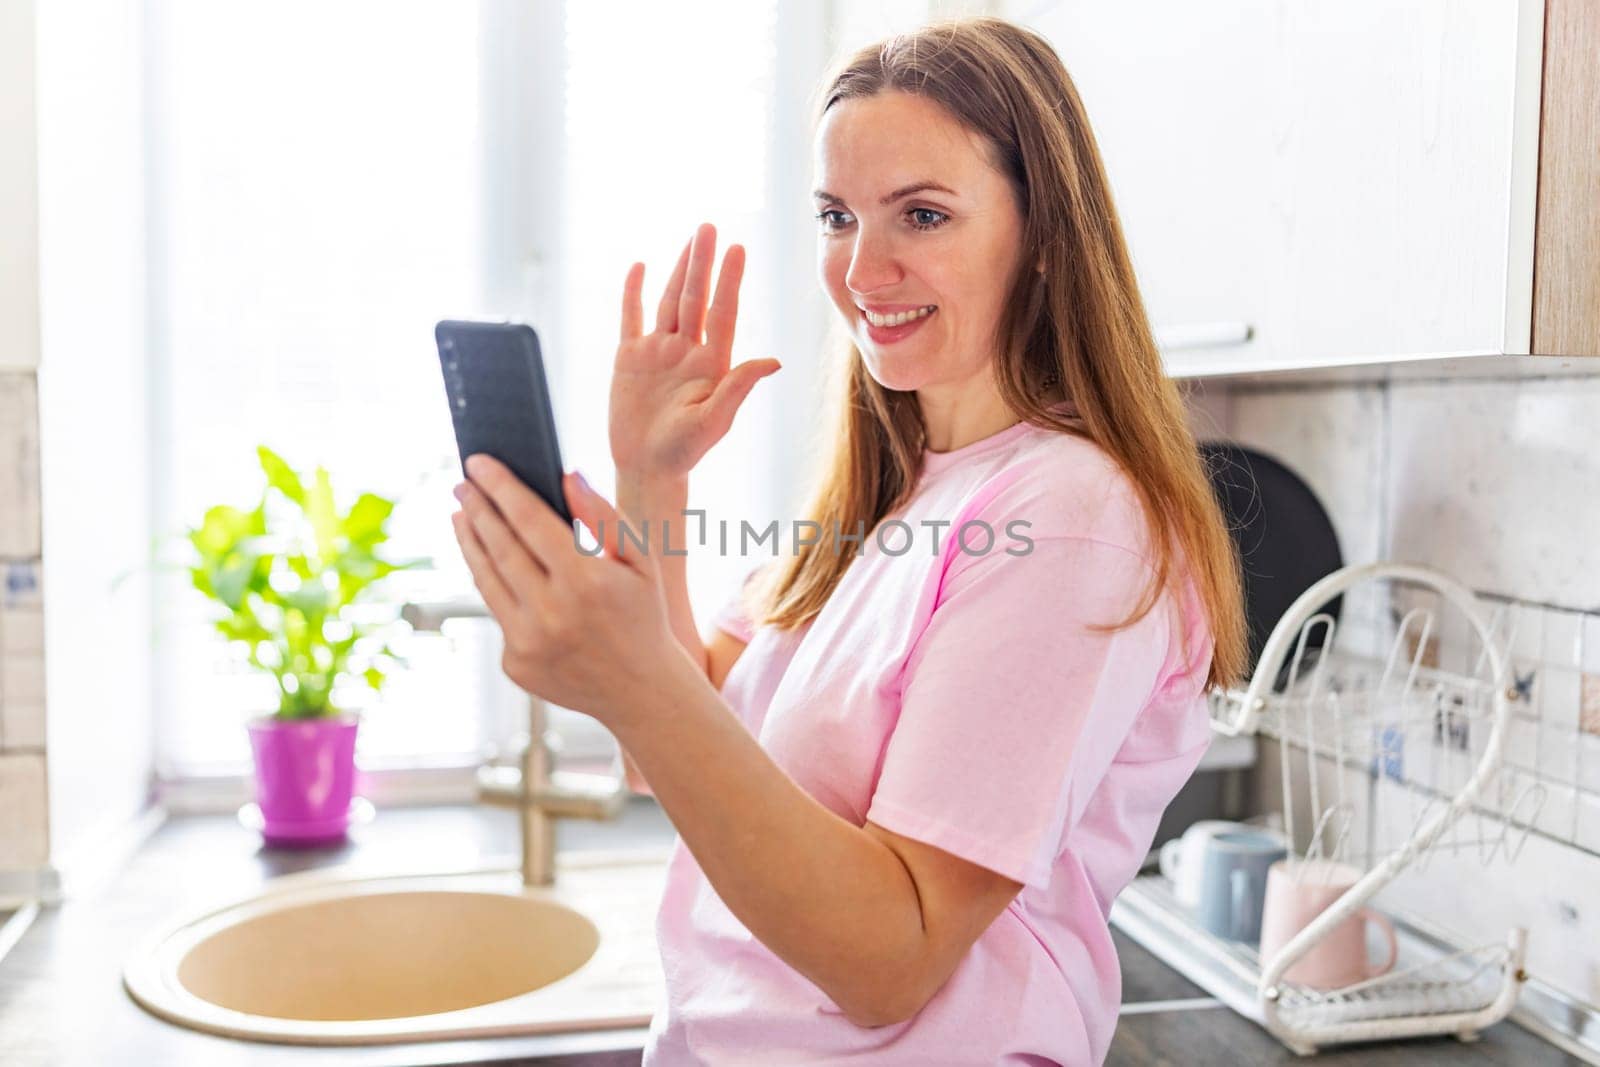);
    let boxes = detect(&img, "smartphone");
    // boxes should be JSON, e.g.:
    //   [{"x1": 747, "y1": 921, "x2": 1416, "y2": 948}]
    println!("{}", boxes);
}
[{"x1": 435, "y1": 319, "x2": 572, "y2": 525}]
